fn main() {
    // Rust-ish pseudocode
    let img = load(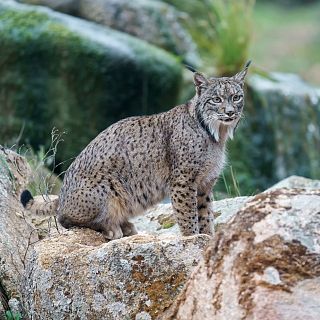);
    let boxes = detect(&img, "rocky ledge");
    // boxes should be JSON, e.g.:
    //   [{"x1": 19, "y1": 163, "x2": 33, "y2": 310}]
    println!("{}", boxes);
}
[
  {"x1": 0, "y1": 149, "x2": 319, "y2": 319},
  {"x1": 22, "y1": 230, "x2": 210, "y2": 320},
  {"x1": 161, "y1": 187, "x2": 320, "y2": 320}
]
